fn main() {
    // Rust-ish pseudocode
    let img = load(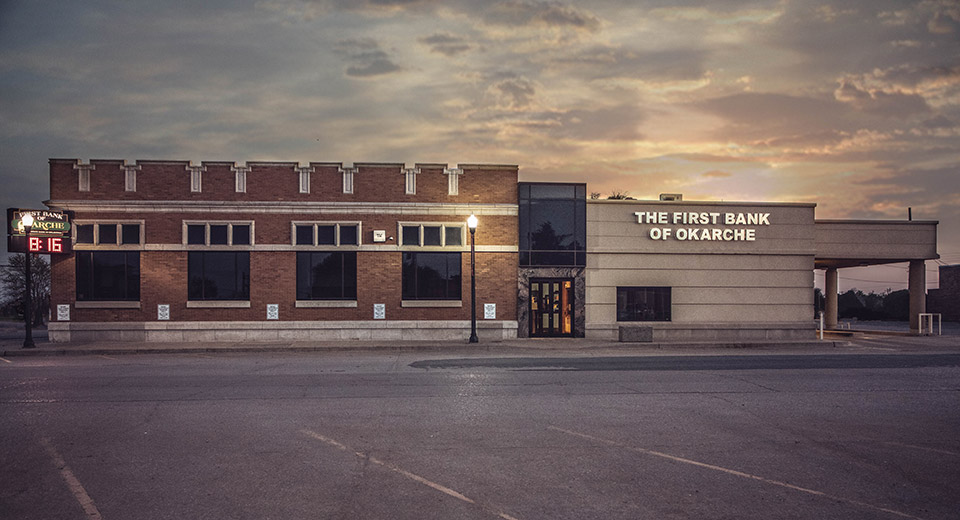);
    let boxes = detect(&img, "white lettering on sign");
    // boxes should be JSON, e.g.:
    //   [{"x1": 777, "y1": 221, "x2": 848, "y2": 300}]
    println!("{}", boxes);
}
[{"x1": 636, "y1": 211, "x2": 768, "y2": 242}]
